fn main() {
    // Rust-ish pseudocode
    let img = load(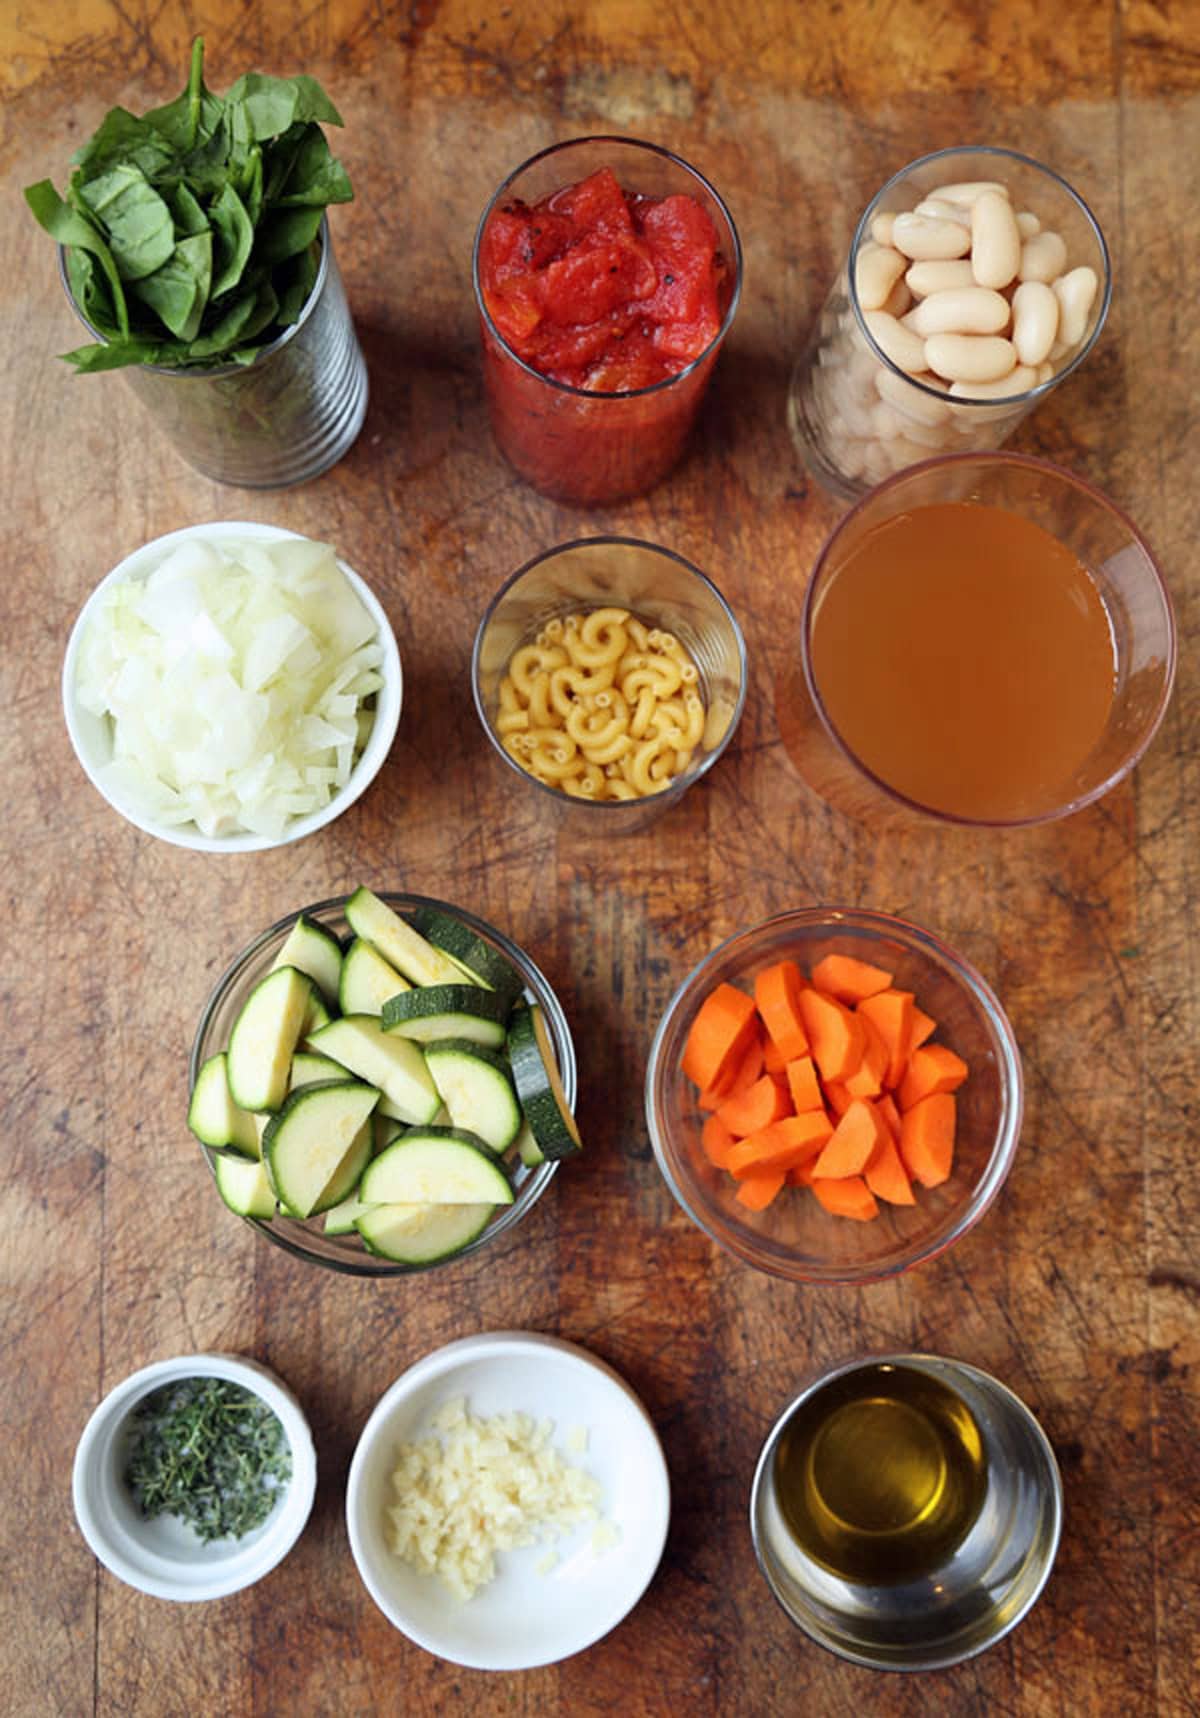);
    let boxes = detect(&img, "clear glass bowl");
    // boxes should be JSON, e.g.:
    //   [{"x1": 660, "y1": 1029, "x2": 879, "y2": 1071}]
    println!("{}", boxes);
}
[
  {"x1": 472, "y1": 536, "x2": 747, "y2": 834},
  {"x1": 797, "y1": 452, "x2": 1176, "y2": 827},
  {"x1": 645, "y1": 907, "x2": 1022, "y2": 1285},
  {"x1": 189, "y1": 893, "x2": 575, "y2": 1277}
]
